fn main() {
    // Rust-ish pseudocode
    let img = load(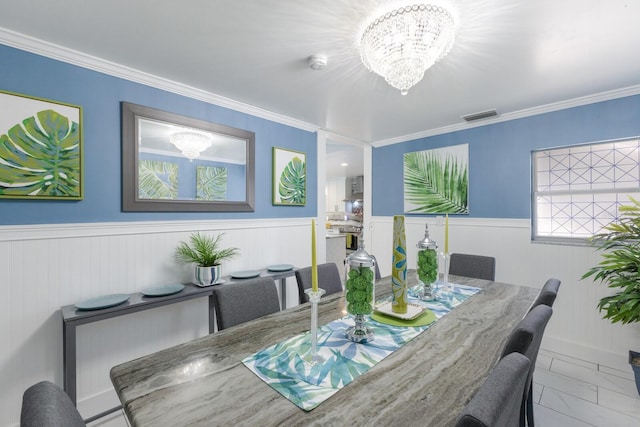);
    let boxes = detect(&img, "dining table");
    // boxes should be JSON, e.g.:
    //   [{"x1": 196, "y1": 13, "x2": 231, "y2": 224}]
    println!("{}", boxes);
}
[{"x1": 110, "y1": 271, "x2": 539, "y2": 426}]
